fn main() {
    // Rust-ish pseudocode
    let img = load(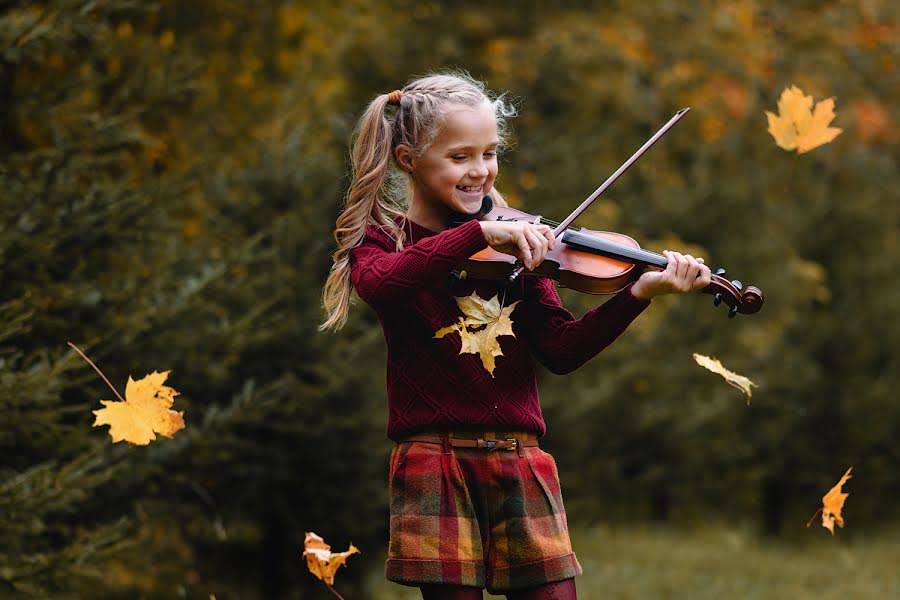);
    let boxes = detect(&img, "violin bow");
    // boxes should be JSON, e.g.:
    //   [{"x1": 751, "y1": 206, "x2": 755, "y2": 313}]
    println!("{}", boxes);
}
[{"x1": 510, "y1": 107, "x2": 691, "y2": 282}]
